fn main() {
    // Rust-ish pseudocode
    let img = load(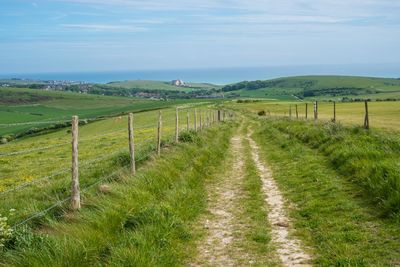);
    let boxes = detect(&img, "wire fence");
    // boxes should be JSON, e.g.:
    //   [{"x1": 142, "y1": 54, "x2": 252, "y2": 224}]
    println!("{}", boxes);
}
[
  {"x1": 0, "y1": 107, "x2": 230, "y2": 229},
  {"x1": 261, "y1": 100, "x2": 374, "y2": 130}
]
